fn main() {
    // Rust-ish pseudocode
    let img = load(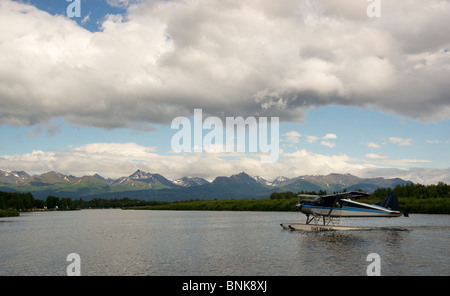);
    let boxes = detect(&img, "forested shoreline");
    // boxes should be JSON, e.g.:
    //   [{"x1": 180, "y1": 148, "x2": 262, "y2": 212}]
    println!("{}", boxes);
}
[
  {"x1": 0, "y1": 191, "x2": 162, "y2": 216},
  {"x1": 1, "y1": 182, "x2": 450, "y2": 217}
]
